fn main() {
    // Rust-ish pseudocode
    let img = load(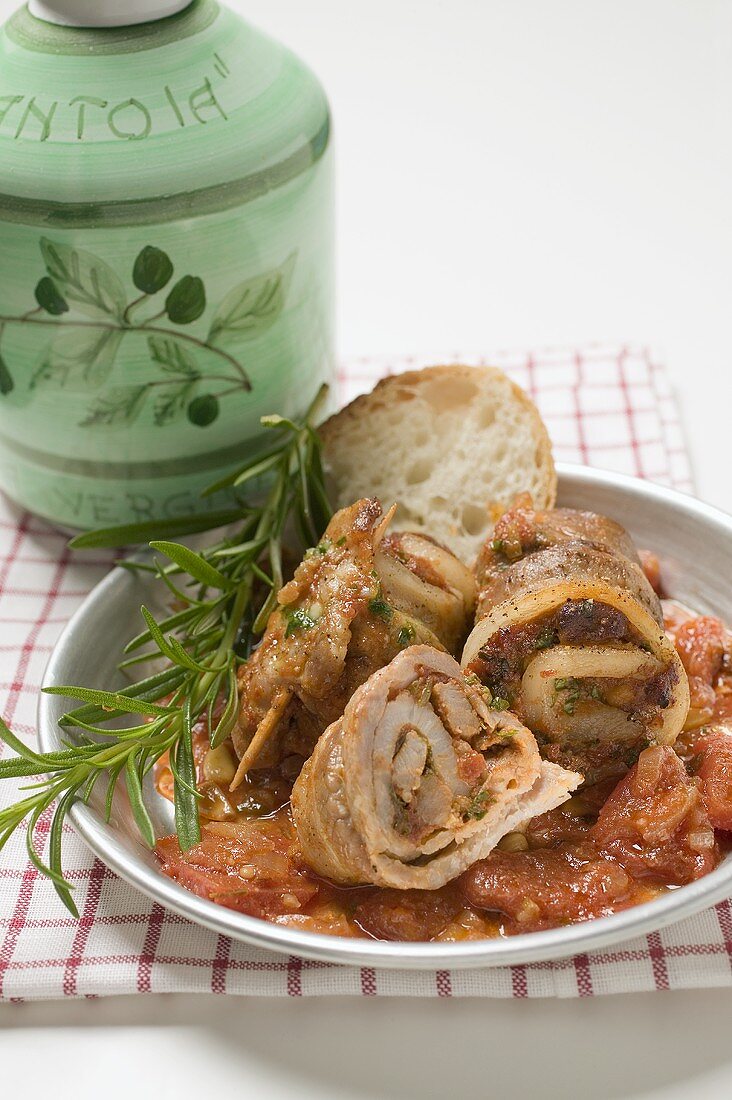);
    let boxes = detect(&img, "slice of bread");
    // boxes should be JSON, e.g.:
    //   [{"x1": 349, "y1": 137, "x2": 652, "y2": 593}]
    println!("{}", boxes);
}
[{"x1": 320, "y1": 364, "x2": 556, "y2": 563}]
